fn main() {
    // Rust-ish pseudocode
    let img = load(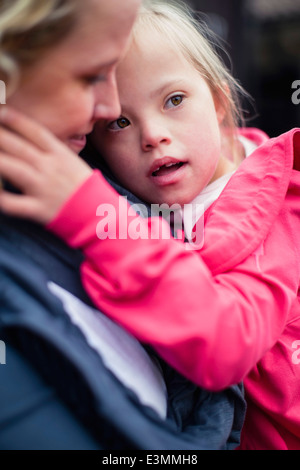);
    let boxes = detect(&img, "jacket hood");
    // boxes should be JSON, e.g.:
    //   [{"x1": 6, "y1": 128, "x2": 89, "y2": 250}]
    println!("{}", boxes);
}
[{"x1": 201, "y1": 129, "x2": 300, "y2": 275}]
